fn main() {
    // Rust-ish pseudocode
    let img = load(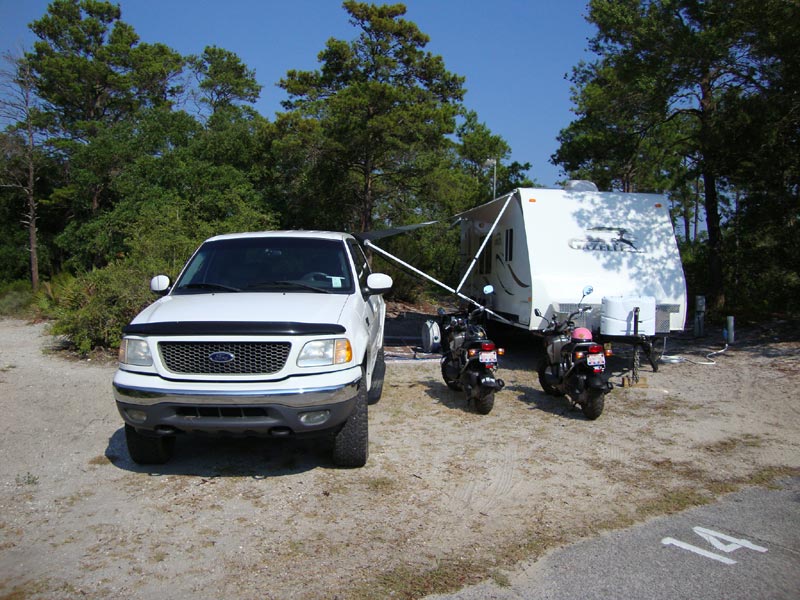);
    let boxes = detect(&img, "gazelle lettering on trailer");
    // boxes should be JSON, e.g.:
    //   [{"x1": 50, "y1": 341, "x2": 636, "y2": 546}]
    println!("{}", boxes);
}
[
  {"x1": 568, "y1": 227, "x2": 642, "y2": 252},
  {"x1": 568, "y1": 239, "x2": 641, "y2": 252},
  {"x1": 661, "y1": 526, "x2": 768, "y2": 564}
]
